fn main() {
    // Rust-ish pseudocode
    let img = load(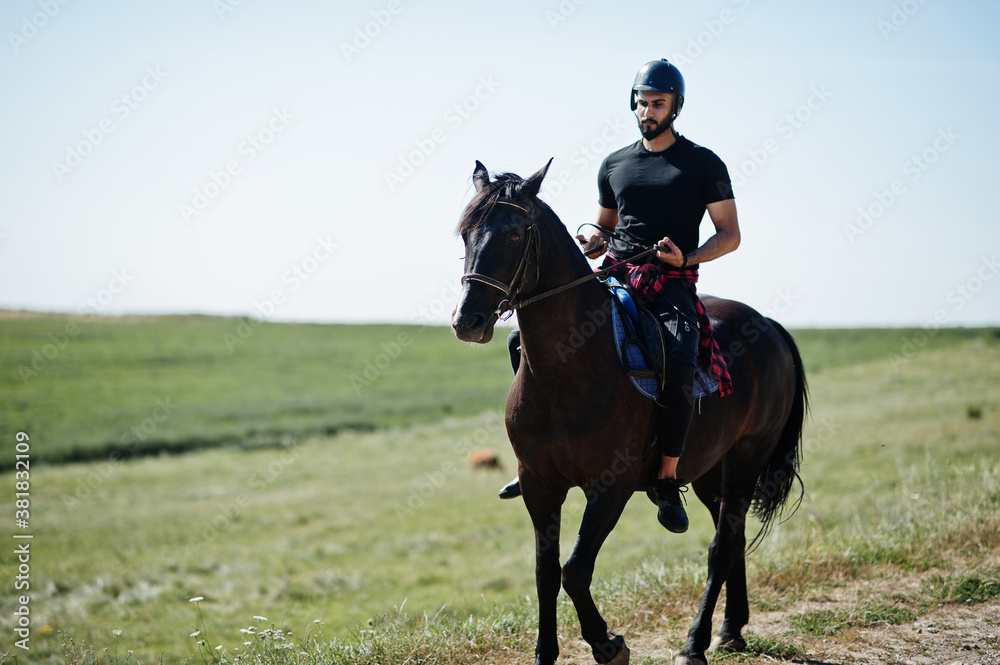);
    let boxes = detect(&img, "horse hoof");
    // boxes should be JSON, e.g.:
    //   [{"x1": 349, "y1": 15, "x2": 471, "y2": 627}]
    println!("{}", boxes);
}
[
  {"x1": 597, "y1": 633, "x2": 629, "y2": 665},
  {"x1": 607, "y1": 643, "x2": 629, "y2": 665},
  {"x1": 709, "y1": 633, "x2": 746, "y2": 653},
  {"x1": 674, "y1": 654, "x2": 707, "y2": 665}
]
